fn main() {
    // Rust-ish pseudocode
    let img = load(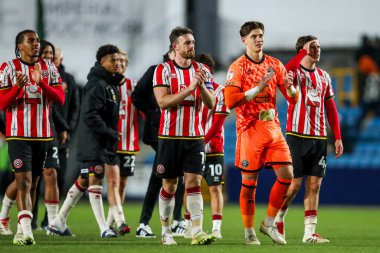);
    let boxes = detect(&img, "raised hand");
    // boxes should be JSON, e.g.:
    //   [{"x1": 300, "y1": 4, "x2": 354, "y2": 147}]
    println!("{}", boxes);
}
[
  {"x1": 258, "y1": 71, "x2": 274, "y2": 91},
  {"x1": 196, "y1": 69, "x2": 206, "y2": 87},
  {"x1": 15, "y1": 71, "x2": 29, "y2": 88},
  {"x1": 190, "y1": 69, "x2": 206, "y2": 90},
  {"x1": 284, "y1": 70, "x2": 294, "y2": 88},
  {"x1": 31, "y1": 62, "x2": 42, "y2": 84},
  {"x1": 303, "y1": 40, "x2": 316, "y2": 55}
]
